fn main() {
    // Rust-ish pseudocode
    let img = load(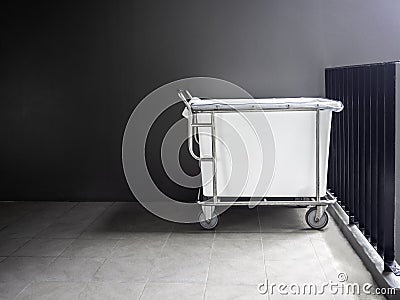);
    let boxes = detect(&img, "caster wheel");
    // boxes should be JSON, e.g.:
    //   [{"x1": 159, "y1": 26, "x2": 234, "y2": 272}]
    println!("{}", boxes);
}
[
  {"x1": 199, "y1": 212, "x2": 218, "y2": 230},
  {"x1": 305, "y1": 207, "x2": 328, "y2": 230}
]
